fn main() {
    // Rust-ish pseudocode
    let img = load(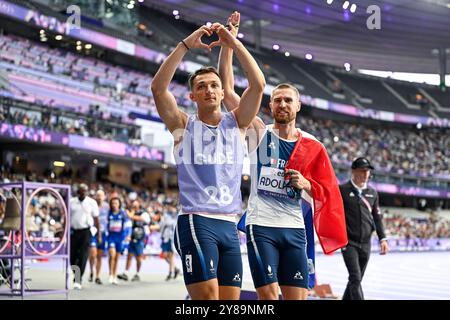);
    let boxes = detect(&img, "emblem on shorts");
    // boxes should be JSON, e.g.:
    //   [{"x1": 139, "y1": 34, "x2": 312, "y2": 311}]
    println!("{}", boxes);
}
[
  {"x1": 294, "y1": 271, "x2": 303, "y2": 280},
  {"x1": 185, "y1": 255, "x2": 192, "y2": 273},
  {"x1": 307, "y1": 259, "x2": 315, "y2": 275},
  {"x1": 209, "y1": 259, "x2": 215, "y2": 274},
  {"x1": 233, "y1": 273, "x2": 241, "y2": 282},
  {"x1": 267, "y1": 265, "x2": 273, "y2": 278}
]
